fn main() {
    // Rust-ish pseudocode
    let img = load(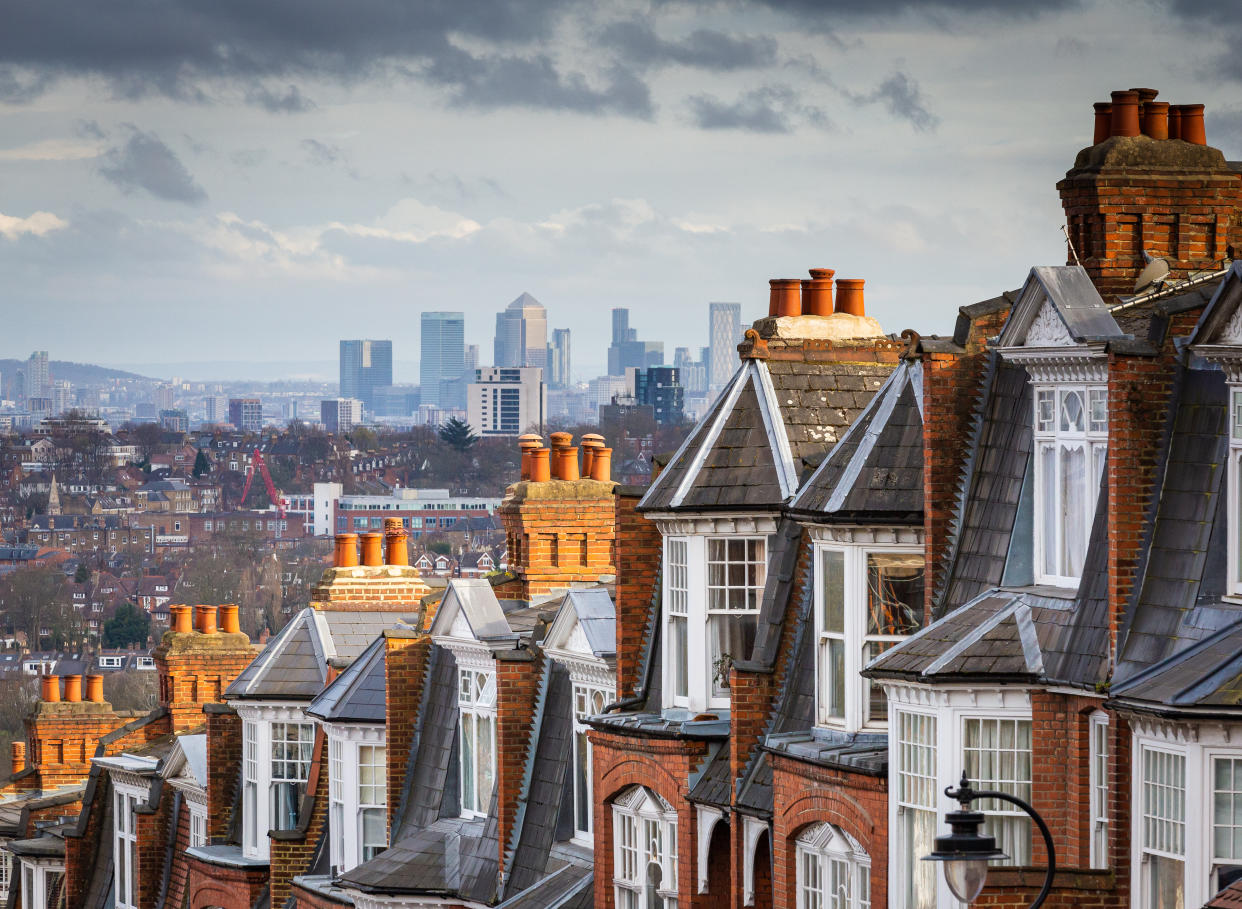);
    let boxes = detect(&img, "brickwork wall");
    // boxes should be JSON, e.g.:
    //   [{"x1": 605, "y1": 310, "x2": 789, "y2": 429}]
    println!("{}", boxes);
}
[
  {"x1": 308, "y1": 565, "x2": 431, "y2": 613},
  {"x1": 135, "y1": 799, "x2": 170, "y2": 909},
  {"x1": 770, "y1": 754, "x2": 888, "y2": 909},
  {"x1": 269, "y1": 726, "x2": 329, "y2": 909},
  {"x1": 737, "y1": 333, "x2": 905, "y2": 365},
  {"x1": 204, "y1": 705, "x2": 242, "y2": 841},
  {"x1": 613, "y1": 489, "x2": 661, "y2": 698},
  {"x1": 383, "y1": 631, "x2": 430, "y2": 836},
  {"x1": 187, "y1": 856, "x2": 268, "y2": 909},
  {"x1": 64, "y1": 775, "x2": 107, "y2": 909},
  {"x1": 495, "y1": 652, "x2": 542, "y2": 866},
  {"x1": 154, "y1": 628, "x2": 256, "y2": 734},
  {"x1": 25, "y1": 704, "x2": 131, "y2": 790},
  {"x1": 590, "y1": 730, "x2": 711, "y2": 909},
  {"x1": 163, "y1": 799, "x2": 193, "y2": 909}
]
